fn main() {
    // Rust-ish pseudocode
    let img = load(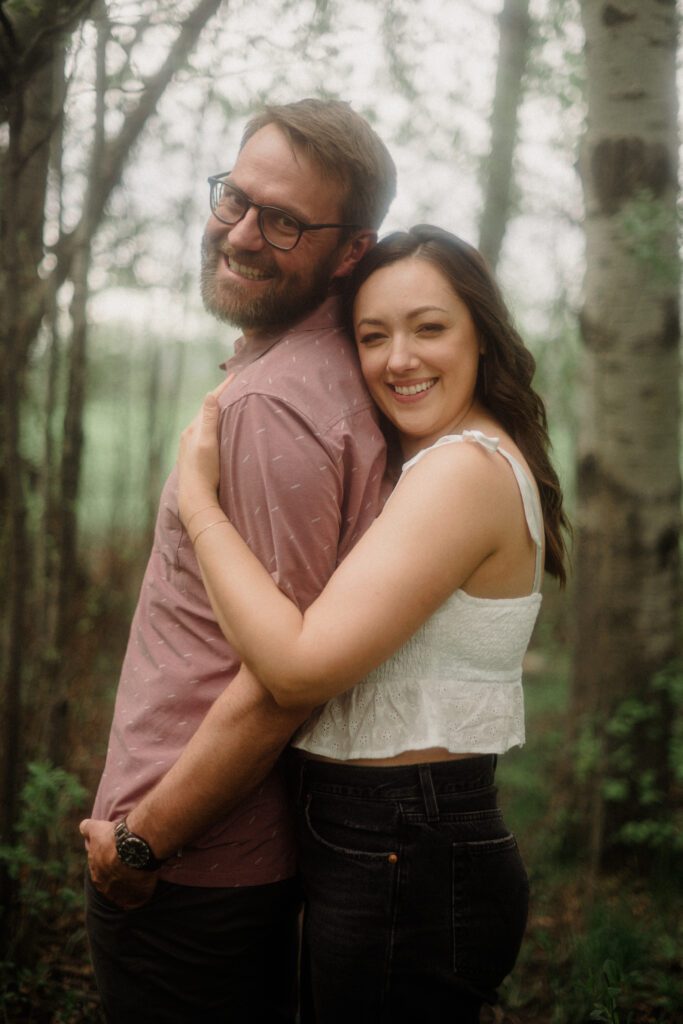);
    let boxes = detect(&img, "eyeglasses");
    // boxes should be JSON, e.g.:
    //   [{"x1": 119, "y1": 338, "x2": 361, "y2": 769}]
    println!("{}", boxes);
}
[{"x1": 207, "y1": 172, "x2": 361, "y2": 251}]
